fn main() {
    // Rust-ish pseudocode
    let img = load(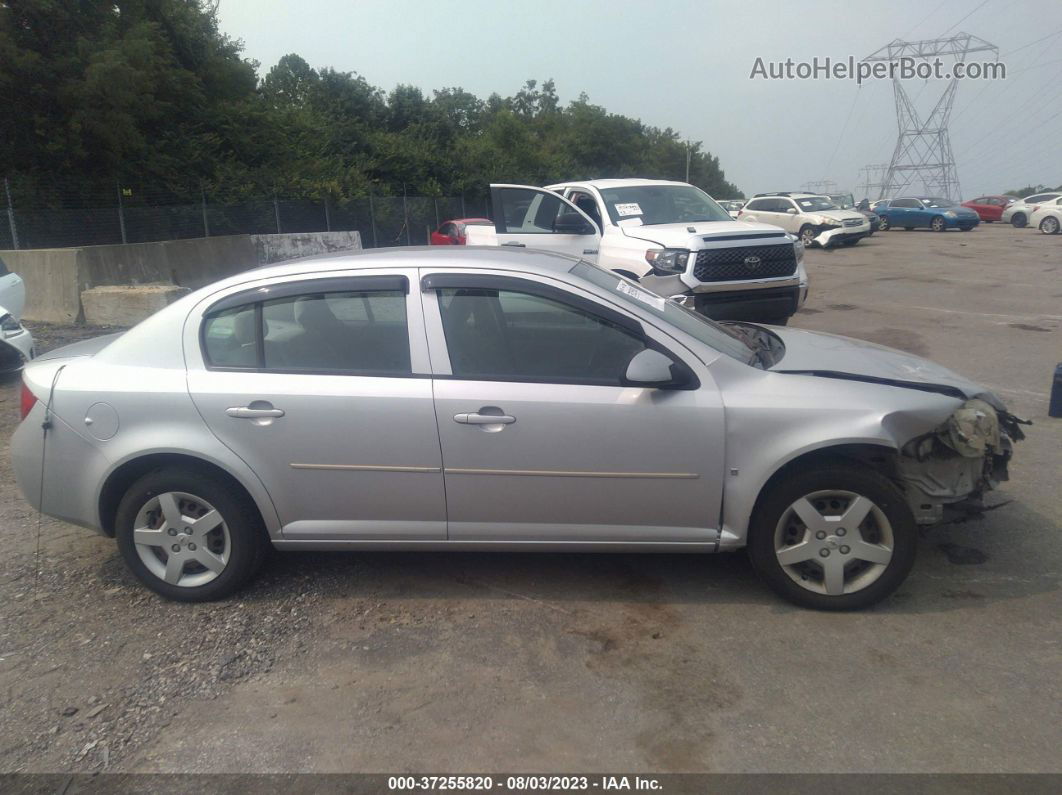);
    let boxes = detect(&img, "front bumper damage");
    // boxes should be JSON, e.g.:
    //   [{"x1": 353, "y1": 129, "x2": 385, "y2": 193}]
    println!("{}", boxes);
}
[
  {"x1": 897, "y1": 398, "x2": 1029, "y2": 524},
  {"x1": 812, "y1": 225, "x2": 869, "y2": 247}
]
